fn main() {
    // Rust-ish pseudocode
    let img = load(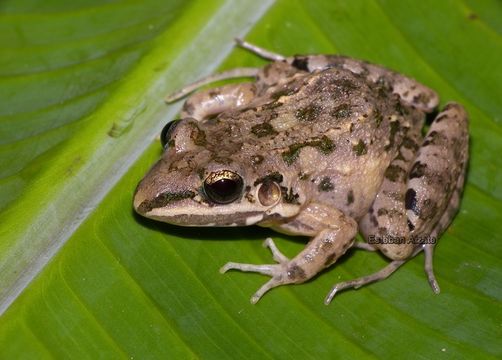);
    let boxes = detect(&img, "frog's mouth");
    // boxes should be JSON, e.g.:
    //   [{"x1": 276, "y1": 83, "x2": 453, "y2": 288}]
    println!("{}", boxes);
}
[{"x1": 146, "y1": 208, "x2": 265, "y2": 227}]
